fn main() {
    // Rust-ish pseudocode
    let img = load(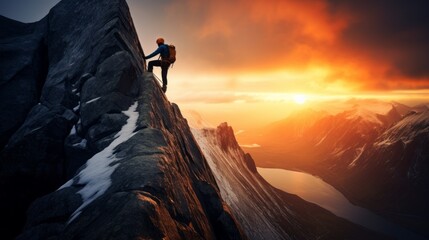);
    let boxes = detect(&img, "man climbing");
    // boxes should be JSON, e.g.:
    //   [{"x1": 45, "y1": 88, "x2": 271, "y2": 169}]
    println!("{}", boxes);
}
[{"x1": 144, "y1": 37, "x2": 173, "y2": 93}]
